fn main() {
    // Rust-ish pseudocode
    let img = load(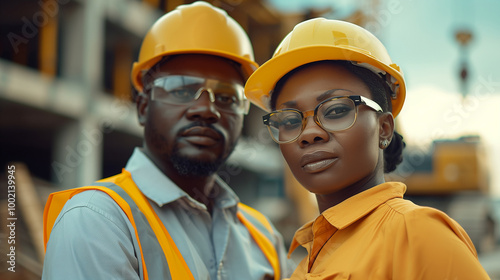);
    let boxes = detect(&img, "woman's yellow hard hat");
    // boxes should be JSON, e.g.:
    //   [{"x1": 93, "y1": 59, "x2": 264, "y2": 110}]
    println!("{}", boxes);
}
[
  {"x1": 131, "y1": 1, "x2": 258, "y2": 93},
  {"x1": 245, "y1": 18, "x2": 406, "y2": 117}
]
